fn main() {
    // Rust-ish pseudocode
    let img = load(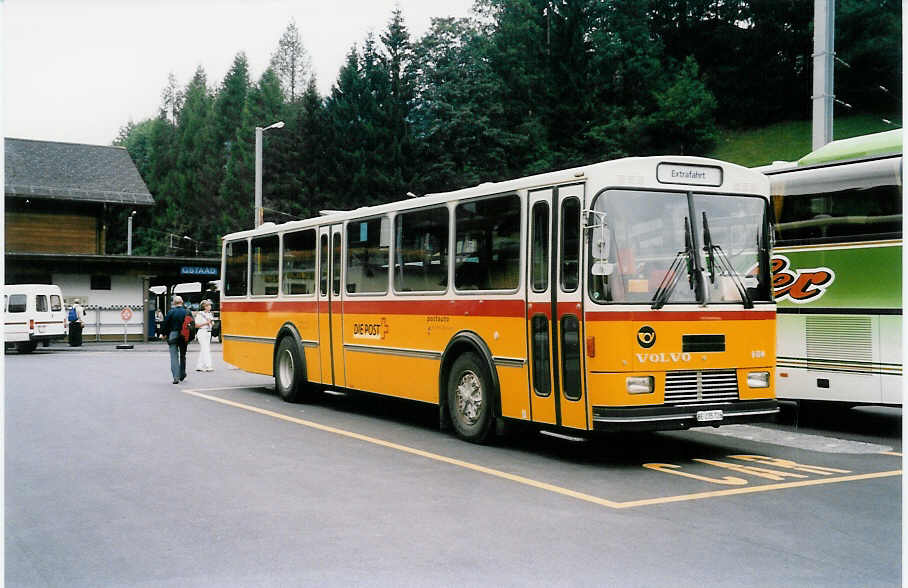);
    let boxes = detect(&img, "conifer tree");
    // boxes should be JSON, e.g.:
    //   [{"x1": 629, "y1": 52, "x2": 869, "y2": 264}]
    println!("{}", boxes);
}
[{"x1": 270, "y1": 19, "x2": 312, "y2": 102}]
